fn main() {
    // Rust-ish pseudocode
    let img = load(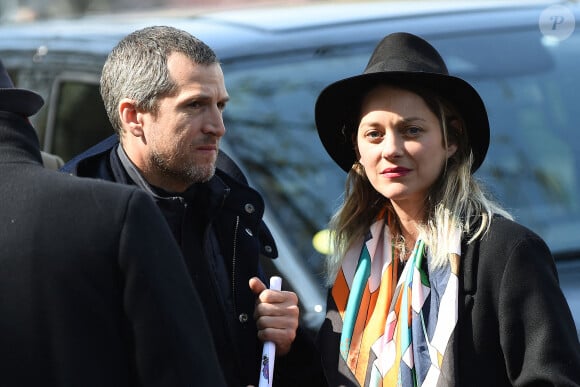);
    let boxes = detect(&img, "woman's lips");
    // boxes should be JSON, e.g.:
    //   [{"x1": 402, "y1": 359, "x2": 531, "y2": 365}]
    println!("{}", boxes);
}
[{"x1": 381, "y1": 166, "x2": 411, "y2": 178}]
